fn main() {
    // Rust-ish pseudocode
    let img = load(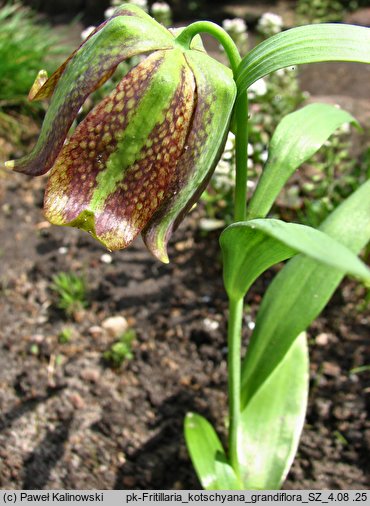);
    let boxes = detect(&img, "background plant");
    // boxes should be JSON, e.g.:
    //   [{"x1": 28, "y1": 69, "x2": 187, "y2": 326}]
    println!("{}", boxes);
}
[
  {"x1": 103, "y1": 329, "x2": 136, "y2": 367},
  {"x1": 51, "y1": 272, "x2": 88, "y2": 318},
  {"x1": 295, "y1": 0, "x2": 361, "y2": 24},
  {"x1": 0, "y1": 1, "x2": 69, "y2": 144}
]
